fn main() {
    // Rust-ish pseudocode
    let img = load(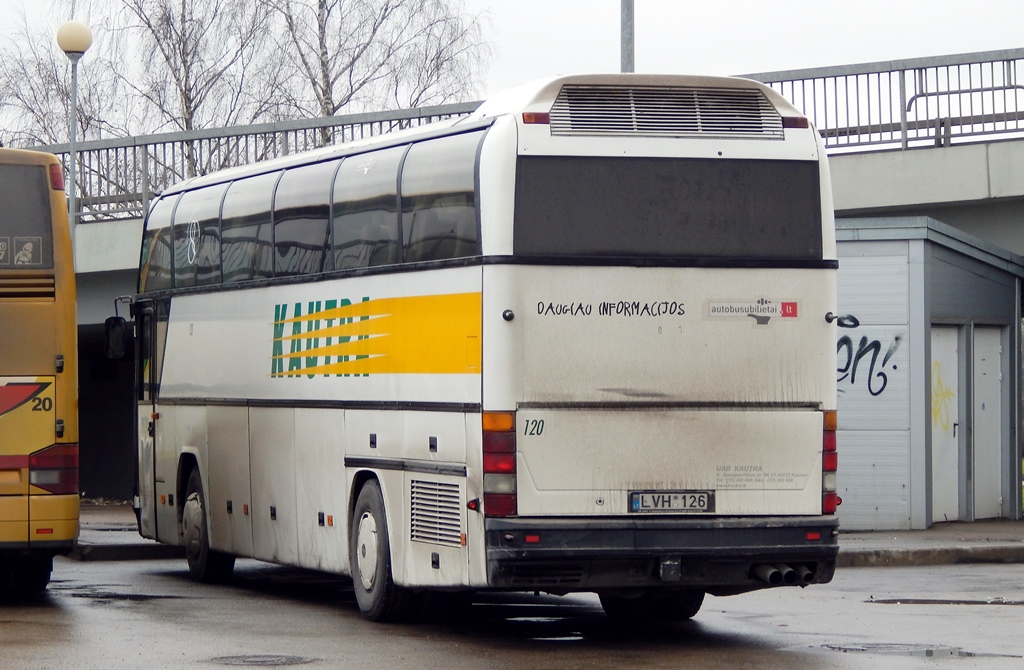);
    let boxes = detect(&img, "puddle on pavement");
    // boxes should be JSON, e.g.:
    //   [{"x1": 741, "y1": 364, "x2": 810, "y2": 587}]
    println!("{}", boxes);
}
[
  {"x1": 822, "y1": 643, "x2": 1022, "y2": 659},
  {"x1": 50, "y1": 582, "x2": 182, "y2": 604},
  {"x1": 867, "y1": 597, "x2": 1024, "y2": 606},
  {"x1": 211, "y1": 655, "x2": 316, "y2": 667}
]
